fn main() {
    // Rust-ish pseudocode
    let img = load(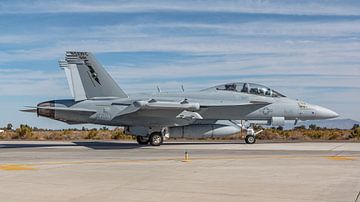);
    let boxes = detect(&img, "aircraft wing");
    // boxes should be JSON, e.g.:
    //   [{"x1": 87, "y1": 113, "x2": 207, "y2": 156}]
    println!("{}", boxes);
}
[
  {"x1": 116, "y1": 99, "x2": 200, "y2": 116},
  {"x1": 115, "y1": 100, "x2": 270, "y2": 122}
]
